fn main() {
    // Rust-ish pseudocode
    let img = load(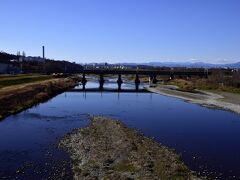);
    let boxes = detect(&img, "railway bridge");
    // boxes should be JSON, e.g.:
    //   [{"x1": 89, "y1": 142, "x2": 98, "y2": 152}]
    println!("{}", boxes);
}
[{"x1": 79, "y1": 69, "x2": 209, "y2": 91}]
